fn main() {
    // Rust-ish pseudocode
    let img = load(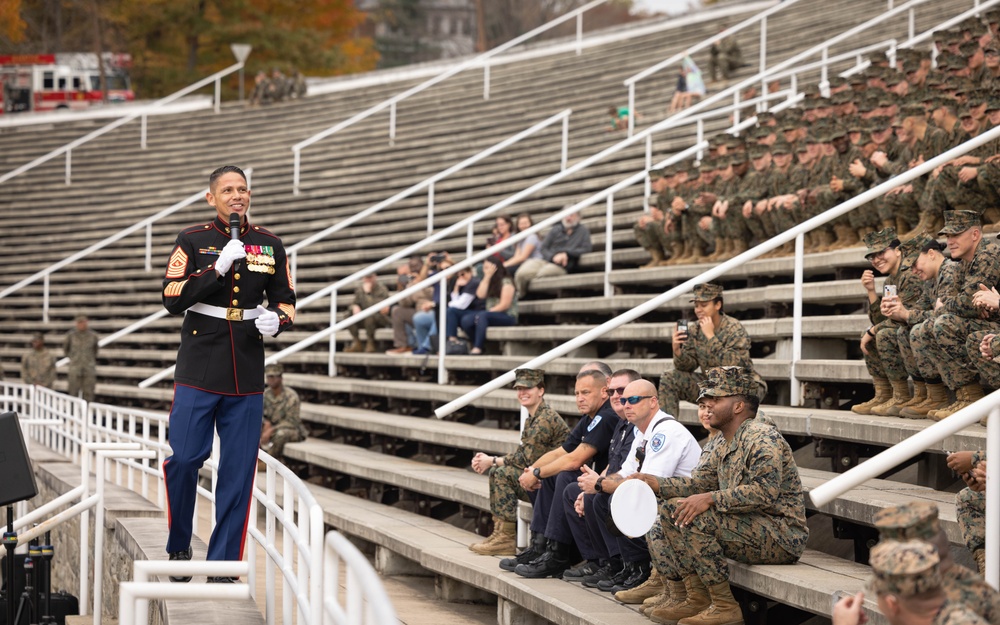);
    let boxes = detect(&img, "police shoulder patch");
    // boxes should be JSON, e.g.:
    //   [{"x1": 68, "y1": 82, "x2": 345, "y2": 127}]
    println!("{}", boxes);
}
[
  {"x1": 649, "y1": 433, "x2": 666, "y2": 453},
  {"x1": 587, "y1": 415, "x2": 602, "y2": 432}
]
